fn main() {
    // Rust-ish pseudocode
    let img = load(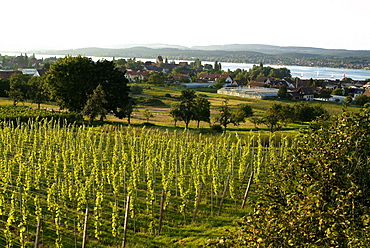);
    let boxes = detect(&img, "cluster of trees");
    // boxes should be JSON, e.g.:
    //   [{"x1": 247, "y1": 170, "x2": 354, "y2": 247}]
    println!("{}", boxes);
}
[
  {"x1": 0, "y1": 53, "x2": 57, "y2": 70},
  {"x1": 46, "y1": 56, "x2": 132, "y2": 123},
  {"x1": 1, "y1": 56, "x2": 133, "y2": 124},
  {"x1": 115, "y1": 58, "x2": 144, "y2": 71},
  {"x1": 252, "y1": 102, "x2": 328, "y2": 132},
  {"x1": 1, "y1": 74, "x2": 48, "y2": 108},
  {"x1": 170, "y1": 90, "x2": 254, "y2": 131},
  {"x1": 355, "y1": 94, "x2": 370, "y2": 106},
  {"x1": 224, "y1": 62, "x2": 291, "y2": 83},
  {"x1": 215, "y1": 99, "x2": 254, "y2": 131},
  {"x1": 247, "y1": 62, "x2": 291, "y2": 80},
  {"x1": 170, "y1": 89, "x2": 211, "y2": 128}
]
